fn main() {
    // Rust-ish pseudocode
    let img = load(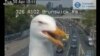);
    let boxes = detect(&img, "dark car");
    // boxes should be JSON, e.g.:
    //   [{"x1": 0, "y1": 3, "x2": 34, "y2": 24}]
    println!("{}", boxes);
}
[
  {"x1": 71, "y1": 44, "x2": 77, "y2": 48},
  {"x1": 70, "y1": 39, "x2": 77, "y2": 48},
  {"x1": 56, "y1": 47, "x2": 64, "y2": 53}
]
